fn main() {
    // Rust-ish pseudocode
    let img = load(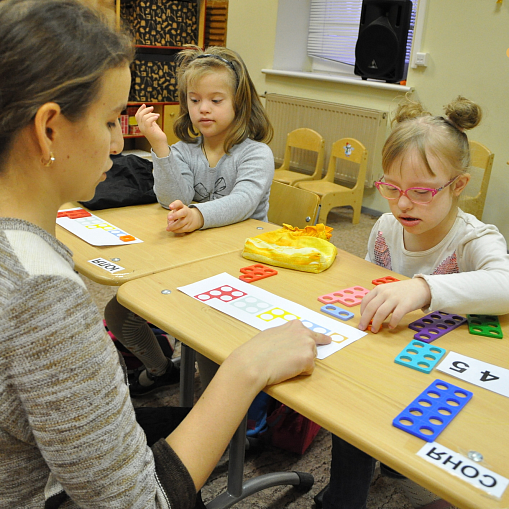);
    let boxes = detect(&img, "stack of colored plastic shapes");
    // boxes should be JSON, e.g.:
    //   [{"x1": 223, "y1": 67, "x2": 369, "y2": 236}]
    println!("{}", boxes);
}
[
  {"x1": 317, "y1": 286, "x2": 369, "y2": 307},
  {"x1": 394, "y1": 340, "x2": 446, "y2": 374},
  {"x1": 466, "y1": 314, "x2": 503, "y2": 339},
  {"x1": 239, "y1": 264, "x2": 278, "y2": 283},
  {"x1": 392, "y1": 379, "x2": 473, "y2": 441},
  {"x1": 408, "y1": 311, "x2": 467, "y2": 343}
]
